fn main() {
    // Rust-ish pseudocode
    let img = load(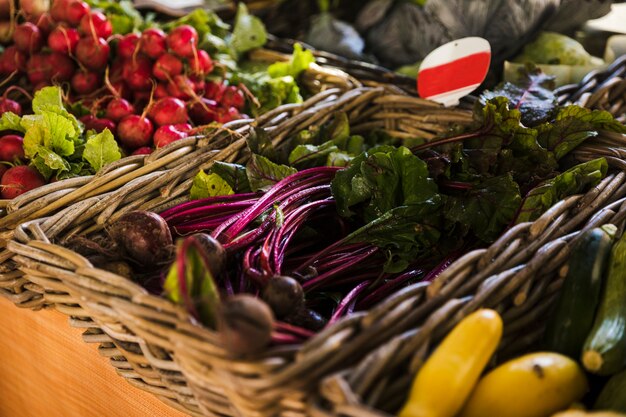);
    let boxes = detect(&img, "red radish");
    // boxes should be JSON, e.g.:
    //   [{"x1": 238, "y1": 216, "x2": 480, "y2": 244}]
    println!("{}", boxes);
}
[
  {"x1": 33, "y1": 81, "x2": 50, "y2": 91},
  {"x1": 0, "y1": 134, "x2": 25, "y2": 161},
  {"x1": 152, "y1": 53, "x2": 182, "y2": 81},
  {"x1": 0, "y1": 0, "x2": 12, "y2": 18},
  {"x1": 222, "y1": 86, "x2": 245, "y2": 110},
  {"x1": 33, "y1": 12, "x2": 55, "y2": 36},
  {"x1": 50, "y1": 0, "x2": 70, "y2": 22},
  {"x1": 117, "y1": 115, "x2": 153, "y2": 149},
  {"x1": 108, "y1": 59, "x2": 124, "y2": 81},
  {"x1": 190, "y1": 75, "x2": 205, "y2": 93},
  {"x1": 205, "y1": 81, "x2": 225, "y2": 101},
  {"x1": 188, "y1": 98, "x2": 217, "y2": 125},
  {"x1": 154, "y1": 83, "x2": 168, "y2": 99},
  {"x1": 79, "y1": 11, "x2": 112, "y2": 39},
  {"x1": 26, "y1": 53, "x2": 49, "y2": 84},
  {"x1": 116, "y1": 33, "x2": 139, "y2": 59},
  {"x1": 216, "y1": 107, "x2": 241, "y2": 124},
  {"x1": 111, "y1": 80, "x2": 131, "y2": 99},
  {"x1": 0, "y1": 21, "x2": 13, "y2": 44},
  {"x1": 189, "y1": 49, "x2": 213, "y2": 75},
  {"x1": 132, "y1": 146, "x2": 151, "y2": 155},
  {"x1": 76, "y1": 36, "x2": 109, "y2": 71},
  {"x1": 105, "y1": 98, "x2": 134, "y2": 122},
  {"x1": 49, "y1": 51, "x2": 75, "y2": 81},
  {"x1": 2, "y1": 46, "x2": 27, "y2": 74},
  {"x1": 13, "y1": 23, "x2": 43, "y2": 53},
  {"x1": 148, "y1": 97, "x2": 187, "y2": 126},
  {"x1": 153, "y1": 124, "x2": 188, "y2": 148},
  {"x1": 1, "y1": 165, "x2": 46, "y2": 199},
  {"x1": 47, "y1": 25, "x2": 79, "y2": 54},
  {"x1": 173, "y1": 123, "x2": 192, "y2": 132},
  {"x1": 0, "y1": 98, "x2": 22, "y2": 115},
  {"x1": 19, "y1": 0, "x2": 49, "y2": 19},
  {"x1": 0, "y1": 165, "x2": 8, "y2": 180},
  {"x1": 122, "y1": 55, "x2": 152, "y2": 91},
  {"x1": 166, "y1": 25, "x2": 198, "y2": 58},
  {"x1": 167, "y1": 74, "x2": 195, "y2": 100},
  {"x1": 71, "y1": 70, "x2": 99, "y2": 95},
  {"x1": 80, "y1": 115, "x2": 115, "y2": 133},
  {"x1": 141, "y1": 28, "x2": 166, "y2": 59},
  {"x1": 65, "y1": 0, "x2": 89, "y2": 26}
]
